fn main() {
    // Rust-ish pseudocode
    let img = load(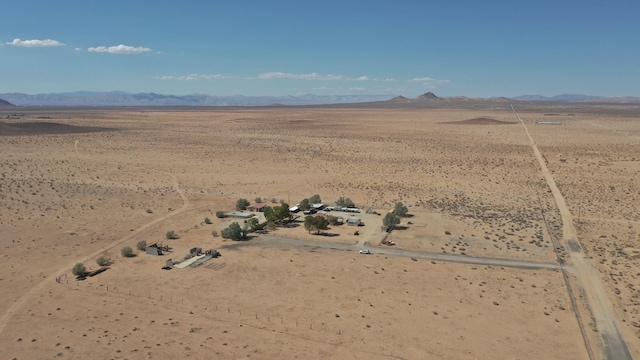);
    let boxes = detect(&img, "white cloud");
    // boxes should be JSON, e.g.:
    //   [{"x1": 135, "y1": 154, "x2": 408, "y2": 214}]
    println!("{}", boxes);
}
[
  {"x1": 7, "y1": 38, "x2": 64, "y2": 47},
  {"x1": 258, "y1": 72, "x2": 345, "y2": 80},
  {"x1": 154, "y1": 74, "x2": 230, "y2": 81},
  {"x1": 258, "y1": 72, "x2": 375, "y2": 81},
  {"x1": 409, "y1": 76, "x2": 450, "y2": 85},
  {"x1": 88, "y1": 44, "x2": 151, "y2": 54}
]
